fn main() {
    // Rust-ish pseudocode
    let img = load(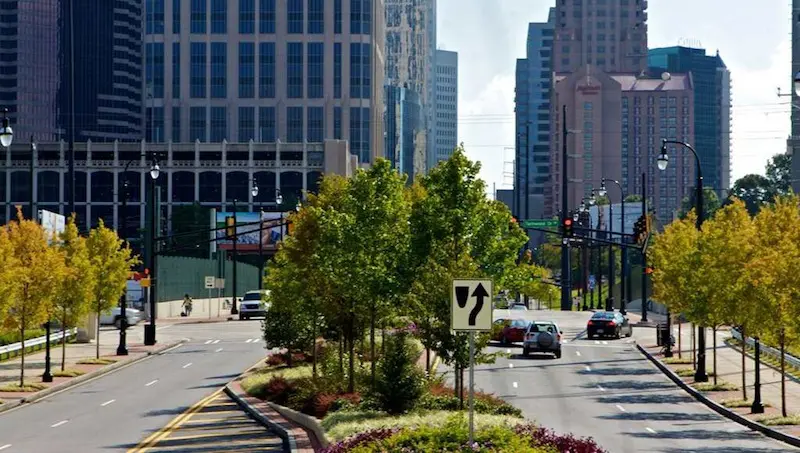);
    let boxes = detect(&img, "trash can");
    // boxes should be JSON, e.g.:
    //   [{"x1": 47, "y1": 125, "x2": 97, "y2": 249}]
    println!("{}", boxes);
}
[{"x1": 656, "y1": 323, "x2": 669, "y2": 346}]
